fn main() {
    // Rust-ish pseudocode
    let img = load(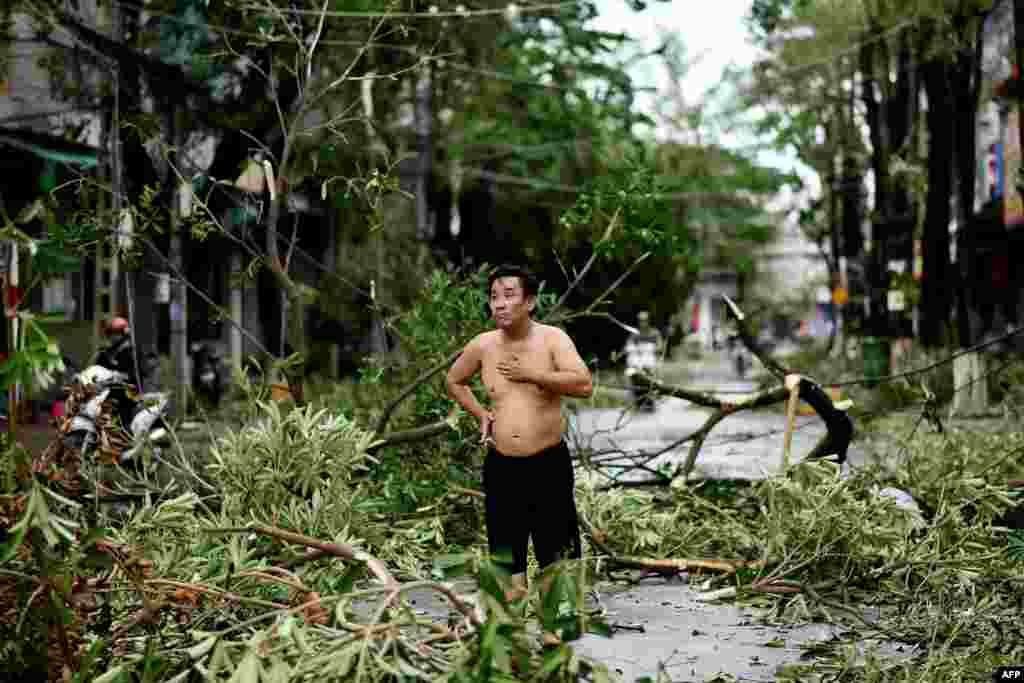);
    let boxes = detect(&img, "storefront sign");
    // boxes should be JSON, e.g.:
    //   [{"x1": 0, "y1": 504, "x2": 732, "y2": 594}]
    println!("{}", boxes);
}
[
  {"x1": 887, "y1": 289, "x2": 906, "y2": 312},
  {"x1": 1005, "y1": 107, "x2": 1024, "y2": 230},
  {"x1": 155, "y1": 273, "x2": 171, "y2": 304}
]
